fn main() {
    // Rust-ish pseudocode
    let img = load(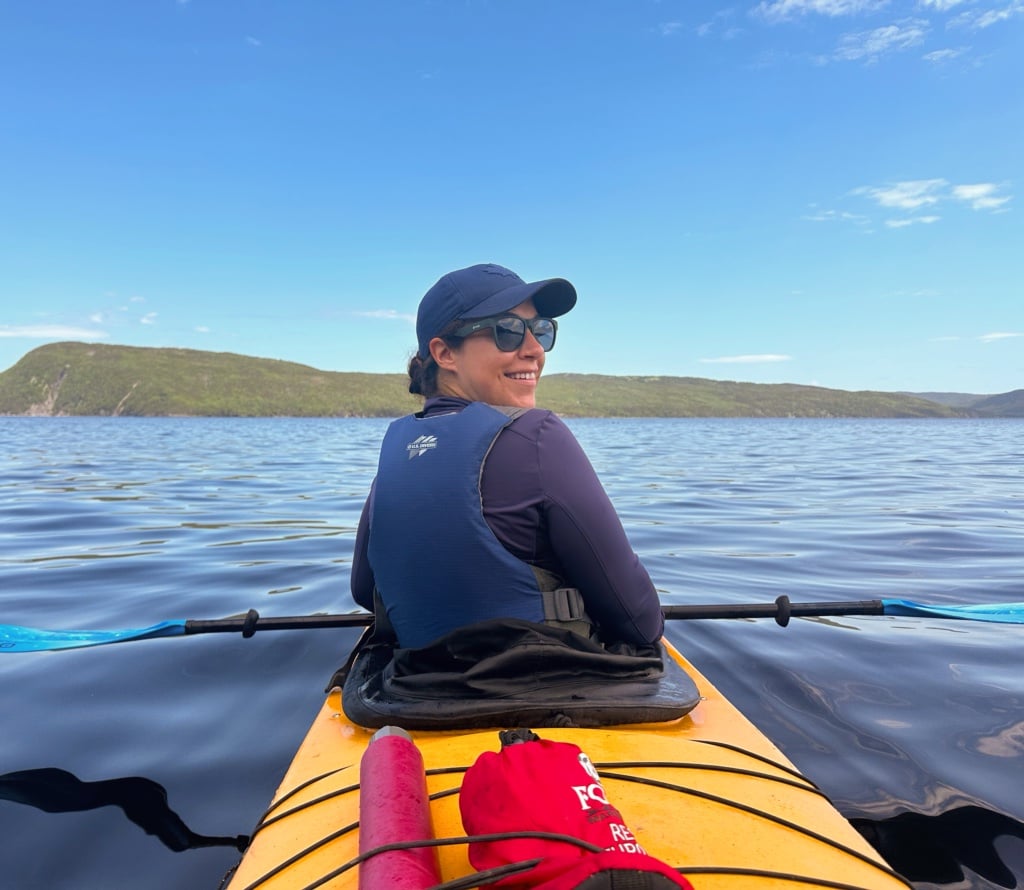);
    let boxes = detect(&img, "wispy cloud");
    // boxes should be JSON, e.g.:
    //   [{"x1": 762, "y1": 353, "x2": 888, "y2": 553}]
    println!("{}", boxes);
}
[
  {"x1": 979, "y1": 331, "x2": 1023, "y2": 342},
  {"x1": 949, "y1": 0, "x2": 1024, "y2": 29},
  {"x1": 0, "y1": 325, "x2": 109, "y2": 340},
  {"x1": 140, "y1": 312, "x2": 158, "y2": 326},
  {"x1": 753, "y1": 0, "x2": 888, "y2": 23},
  {"x1": 245, "y1": 36, "x2": 263, "y2": 47},
  {"x1": 195, "y1": 325, "x2": 211, "y2": 334},
  {"x1": 699, "y1": 354, "x2": 793, "y2": 364},
  {"x1": 697, "y1": 9, "x2": 742, "y2": 38},
  {"x1": 918, "y1": 0, "x2": 969, "y2": 9},
  {"x1": 812, "y1": 177, "x2": 1012, "y2": 230},
  {"x1": 853, "y1": 178, "x2": 1010, "y2": 215},
  {"x1": 934, "y1": 332, "x2": 1023, "y2": 343},
  {"x1": 657, "y1": 21, "x2": 684, "y2": 36},
  {"x1": 355, "y1": 309, "x2": 416, "y2": 324},
  {"x1": 885, "y1": 215, "x2": 941, "y2": 227},
  {"x1": 923, "y1": 46, "x2": 969, "y2": 62},
  {"x1": 853, "y1": 178, "x2": 946, "y2": 209},
  {"x1": 804, "y1": 208, "x2": 871, "y2": 225},
  {"x1": 832, "y1": 19, "x2": 929, "y2": 62},
  {"x1": 951, "y1": 182, "x2": 1012, "y2": 211}
]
